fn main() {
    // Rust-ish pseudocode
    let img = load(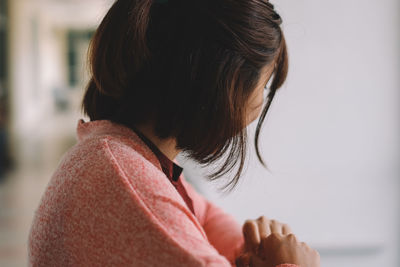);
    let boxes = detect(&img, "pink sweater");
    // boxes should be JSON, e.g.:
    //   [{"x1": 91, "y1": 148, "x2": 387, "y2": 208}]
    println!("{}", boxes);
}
[{"x1": 28, "y1": 119, "x2": 298, "y2": 267}]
